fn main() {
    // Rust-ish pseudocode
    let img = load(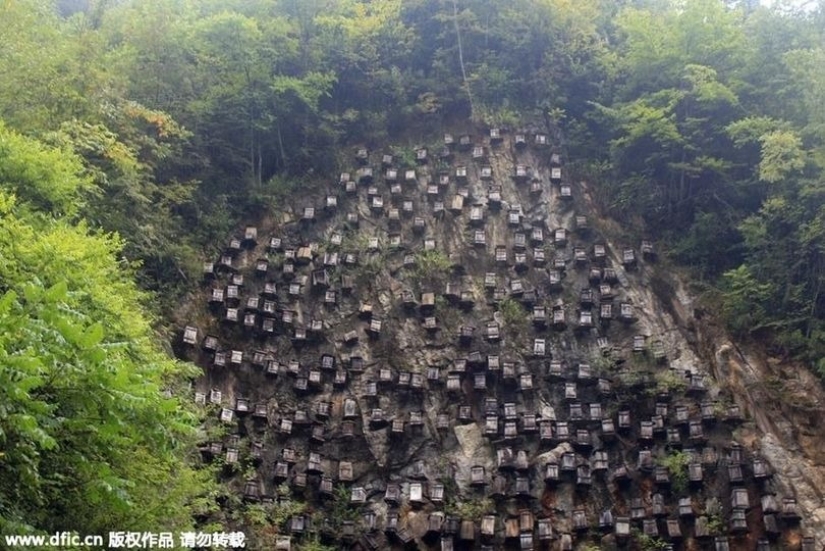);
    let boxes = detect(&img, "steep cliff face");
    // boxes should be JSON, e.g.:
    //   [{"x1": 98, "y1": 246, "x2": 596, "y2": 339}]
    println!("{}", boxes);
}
[
  {"x1": 656, "y1": 276, "x2": 825, "y2": 542},
  {"x1": 177, "y1": 125, "x2": 825, "y2": 551},
  {"x1": 581, "y1": 186, "x2": 825, "y2": 549}
]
